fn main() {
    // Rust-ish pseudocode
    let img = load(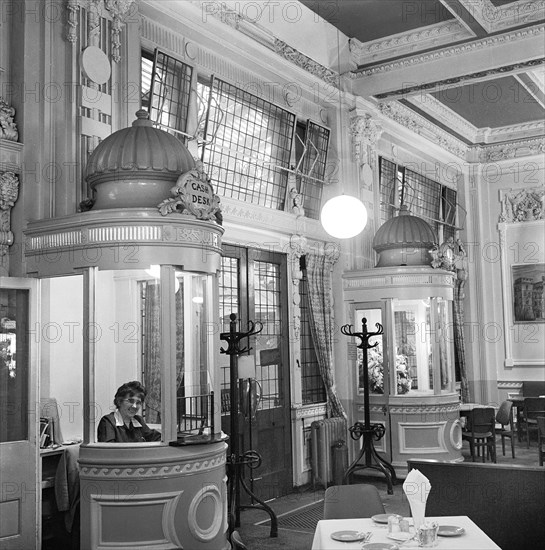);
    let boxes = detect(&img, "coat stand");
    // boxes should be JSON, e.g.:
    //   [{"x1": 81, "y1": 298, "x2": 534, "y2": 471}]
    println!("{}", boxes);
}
[
  {"x1": 341, "y1": 318, "x2": 397, "y2": 494},
  {"x1": 220, "y1": 313, "x2": 278, "y2": 538}
]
